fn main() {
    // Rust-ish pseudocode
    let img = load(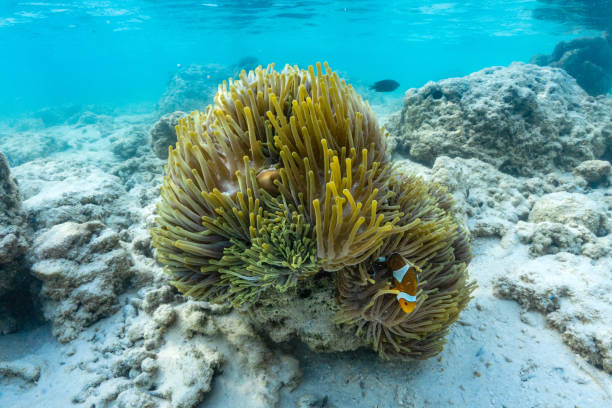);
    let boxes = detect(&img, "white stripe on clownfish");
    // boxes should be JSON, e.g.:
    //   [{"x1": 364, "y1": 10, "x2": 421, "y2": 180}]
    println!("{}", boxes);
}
[
  {"x1": 397, "y1": 292, "x2": 417, "y2": 303},
  {"x1": 392, "y1": 264, "x2": 410, "y2": 284}
]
